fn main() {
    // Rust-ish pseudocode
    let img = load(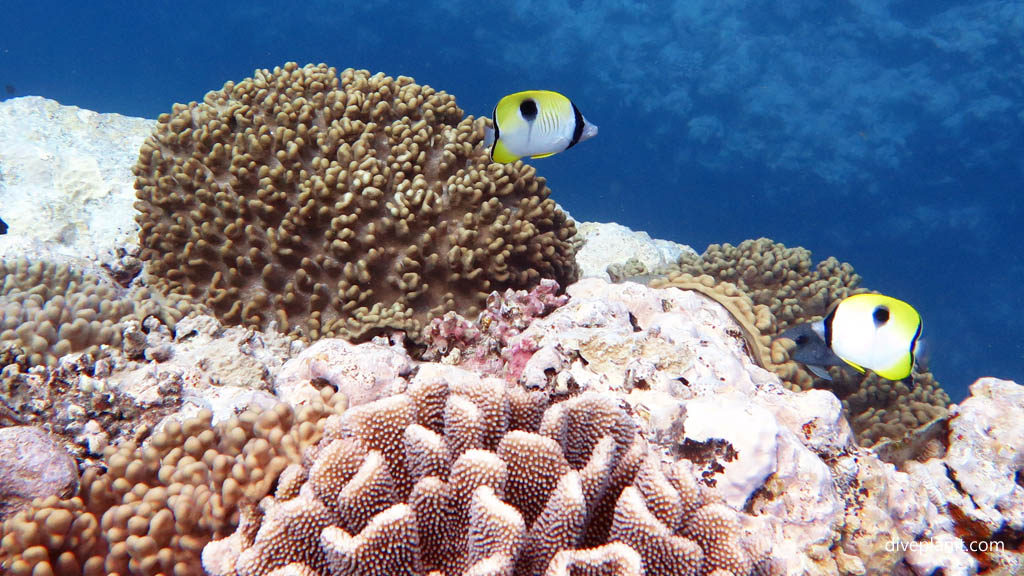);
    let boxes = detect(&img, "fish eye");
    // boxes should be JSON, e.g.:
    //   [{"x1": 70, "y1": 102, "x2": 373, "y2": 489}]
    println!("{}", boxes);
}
[
  {"x1": 519, "y1": 99, "x2": 538, "y2": 121},
  {"x1": 872, "y1": 306, "x2": 889, "y2": 326}
]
